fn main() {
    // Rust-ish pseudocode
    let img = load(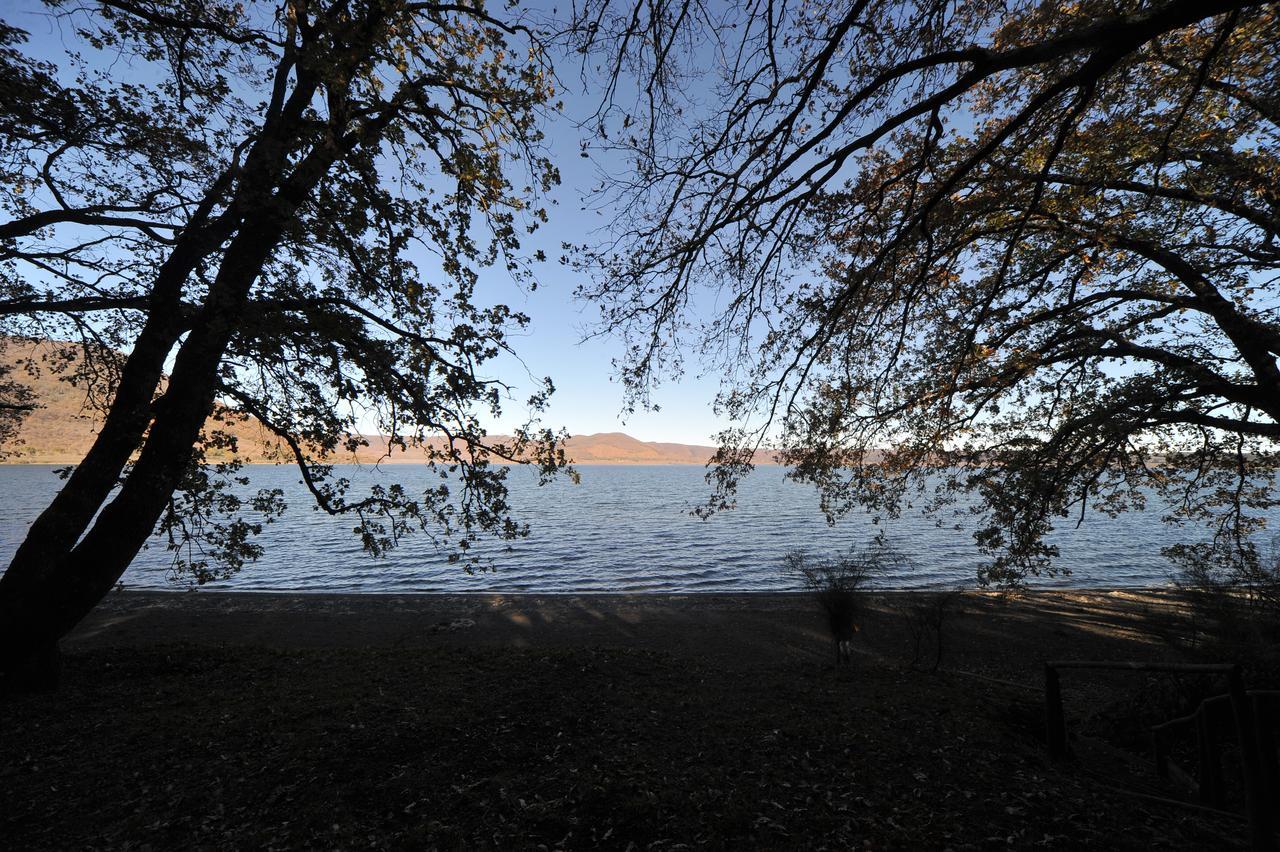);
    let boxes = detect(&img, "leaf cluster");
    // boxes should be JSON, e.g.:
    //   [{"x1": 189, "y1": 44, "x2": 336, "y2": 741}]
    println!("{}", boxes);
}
[
  {"x1": 0, "y1": 0, "x2": 573, "y2": 582},
  {"x1": 581, "y1": 0, "x2": 1280, "y2": 585}
]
